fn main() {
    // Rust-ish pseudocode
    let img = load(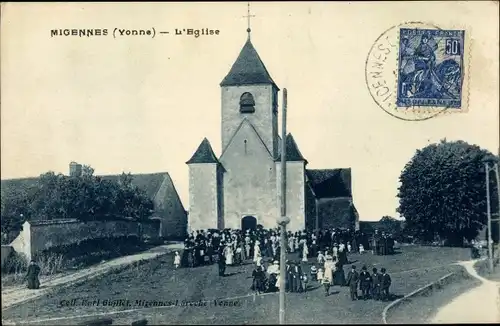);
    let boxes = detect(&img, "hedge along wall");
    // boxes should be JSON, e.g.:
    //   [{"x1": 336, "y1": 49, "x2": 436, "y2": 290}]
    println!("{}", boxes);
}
[
  {"x1": 10, "y1": 218, "x2": 160, "y2": 261},
  {"x1": 1, "y1": 245, "x2": 14, "y2": 268}
]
